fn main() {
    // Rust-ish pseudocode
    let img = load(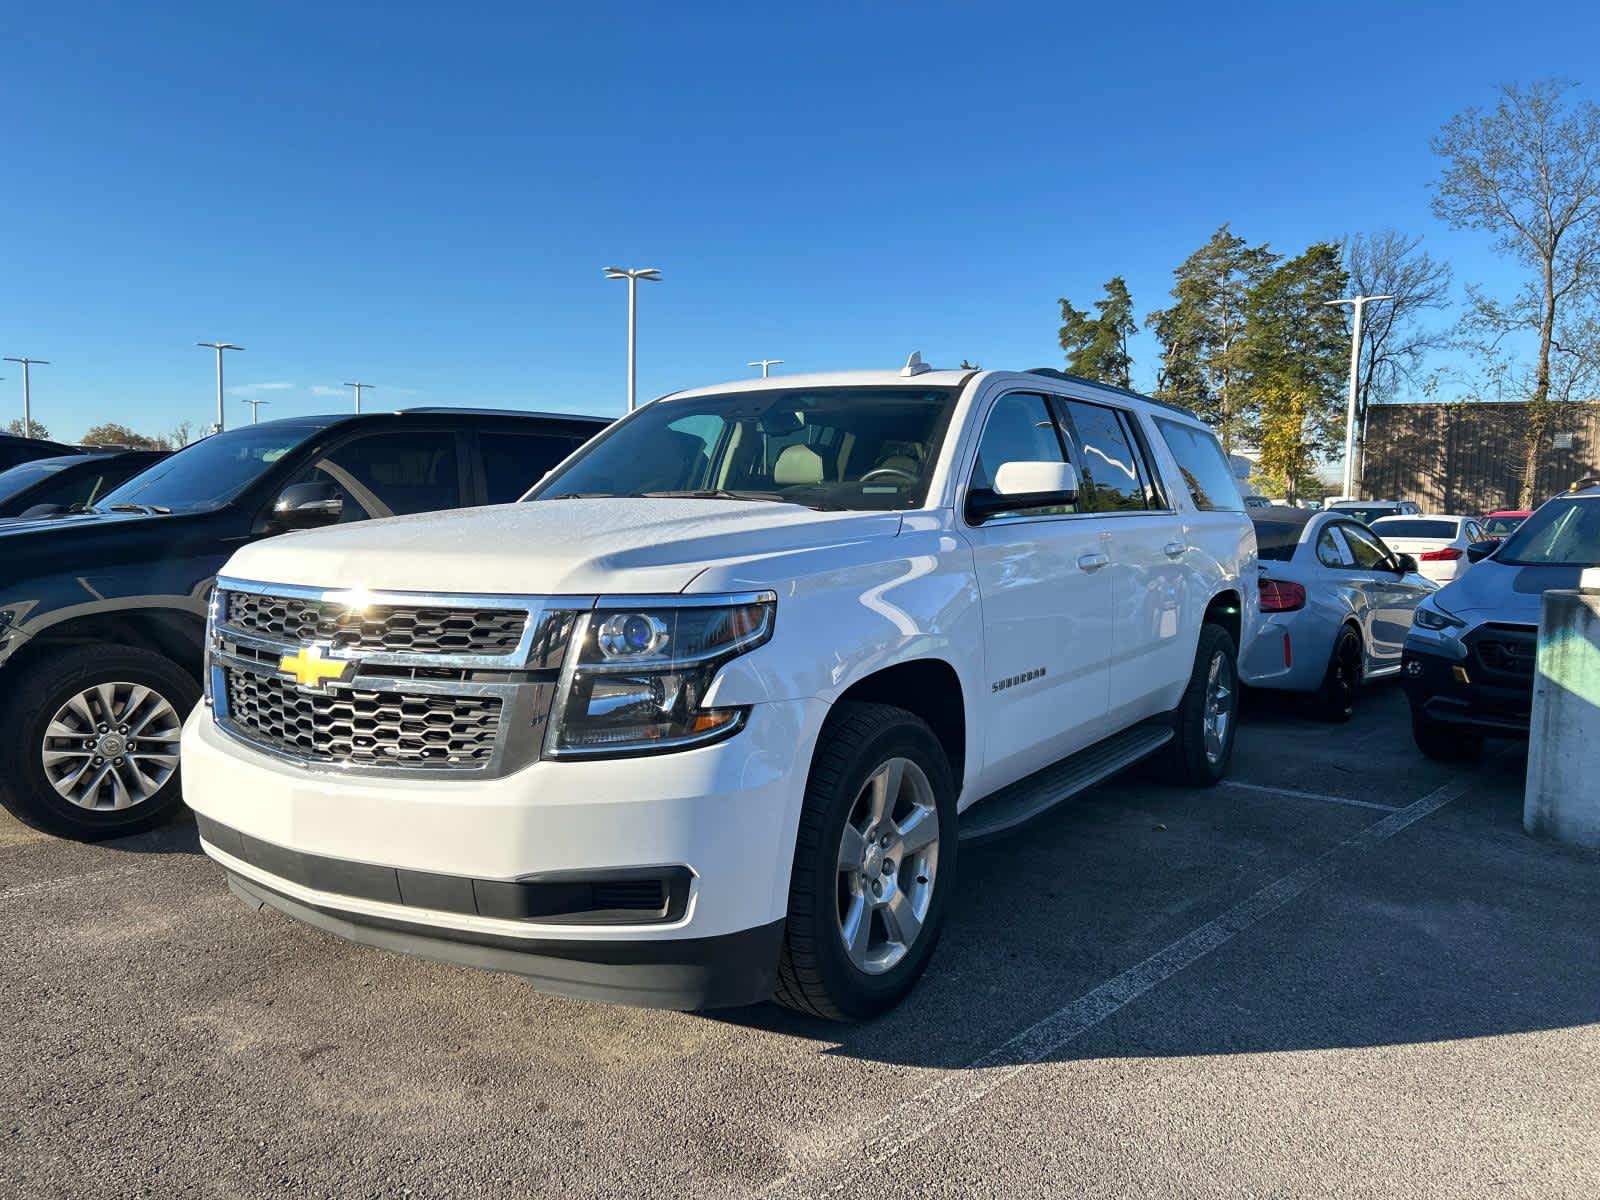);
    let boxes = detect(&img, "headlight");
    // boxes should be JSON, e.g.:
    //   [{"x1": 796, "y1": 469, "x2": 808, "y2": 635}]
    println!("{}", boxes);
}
[
  {"x1": 1413, "y1": 603, "x2": 1465, "y2": 632},
  {"x1": 544, "y1": 593, "x2": 775, "y2": 758}
]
